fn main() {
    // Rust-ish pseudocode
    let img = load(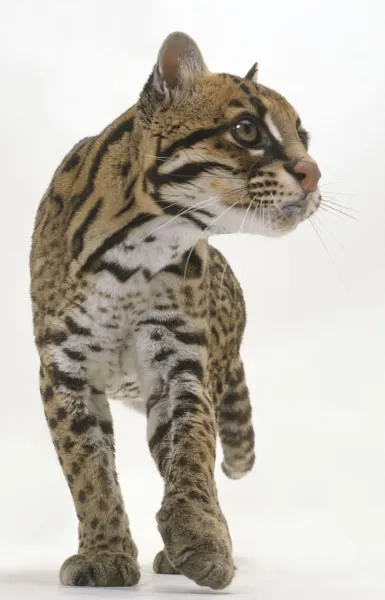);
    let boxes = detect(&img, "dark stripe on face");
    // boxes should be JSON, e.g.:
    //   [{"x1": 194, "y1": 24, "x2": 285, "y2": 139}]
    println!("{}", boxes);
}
[
  {"x1": 154, "y1": 199, "x2": 208, "y2": 231},
  {"x1": 250, "y1": 95, "x2": 267, "y2": 117},
  {"x1": 70, "y1": 117, "x2": 134, "y2": 219},
  {"x1": 232, "y1": 78, "x2": 267, "y2": 118},
  {"x1": 121, "y1": 161, "x2": 131, "y2": 177},
  {"x1": 160, "y1": 125, "x2": 227, "y2": 158},
  {"x1": 72, "y1": 197, "x2": 103, "y2": 258},
  {"x1": 296, "y1": 118, "x2": 310, "y2": 149},
  {"x1": 81, "y1": 212, "x2": 155, "y2": 272},
  {"x1": 96, "y1": 262, "x2": 140, "y2": 282},
  {"x1": 263, "y1": 133, "x2": 288, "y2": 162},
  {"x1": 240, "y1": 83, "x2": 252, "y2": 97},
  {"x1": 228, "y1": 99, "x2": 246, "y2": 108},
  {"x1": 151, "y1": 161, "x2": 233, "y2": 186}
]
